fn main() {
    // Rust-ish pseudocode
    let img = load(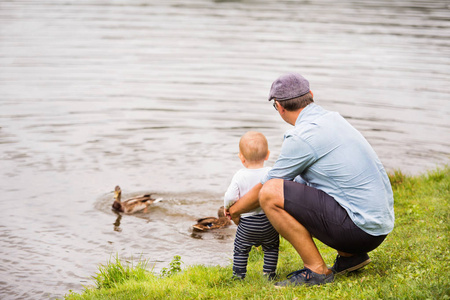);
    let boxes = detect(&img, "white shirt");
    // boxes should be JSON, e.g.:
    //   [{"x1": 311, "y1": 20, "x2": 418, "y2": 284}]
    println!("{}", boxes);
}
[{"x1": 224, "y1": 166, "x2": 271, "y2": 218}]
